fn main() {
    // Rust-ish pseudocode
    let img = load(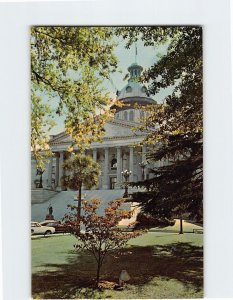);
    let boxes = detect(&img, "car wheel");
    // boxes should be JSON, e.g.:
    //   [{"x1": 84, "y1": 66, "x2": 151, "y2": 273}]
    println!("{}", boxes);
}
[{"x1": 44, "y1": 230, "x2": 52, "y2": 236}]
